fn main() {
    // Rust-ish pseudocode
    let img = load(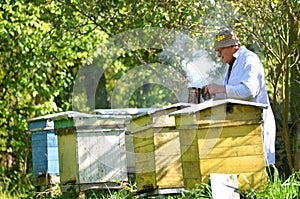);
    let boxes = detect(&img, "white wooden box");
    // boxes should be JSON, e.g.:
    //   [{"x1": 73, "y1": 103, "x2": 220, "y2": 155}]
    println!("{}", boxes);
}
[{"x1": 53, "y1": 111, "x2": 129, "y2": 191}]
